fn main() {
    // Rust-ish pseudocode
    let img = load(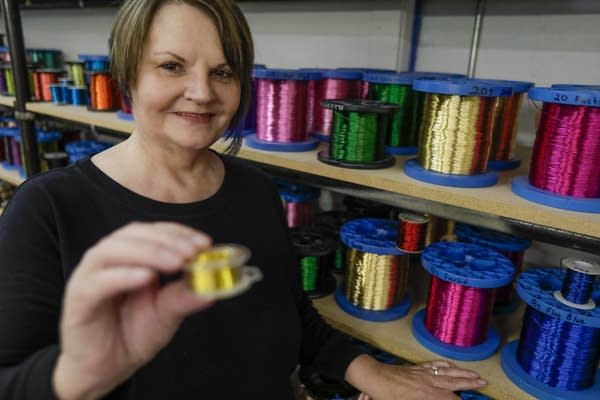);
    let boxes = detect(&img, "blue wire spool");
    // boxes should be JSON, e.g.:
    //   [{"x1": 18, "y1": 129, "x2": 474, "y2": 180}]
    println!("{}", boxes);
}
[
  {"x1": 501, "y1": 267, "x2": 600, "y2": 400},
  {"x1": 412, "y1": 241, "x2": 514, "y2": 361},
  {"x1": 336, "y1": 218, "x2": 411, "y2": 322},
  {"x1": 65, "y1": 140, "x2": 112, "y2": 163},
  {"x1": 77, "y1": 54, "x2": 110, "y2": 72},
  {"x1": 116, "y1": 111, "x2": 134, "y2": 121}
]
